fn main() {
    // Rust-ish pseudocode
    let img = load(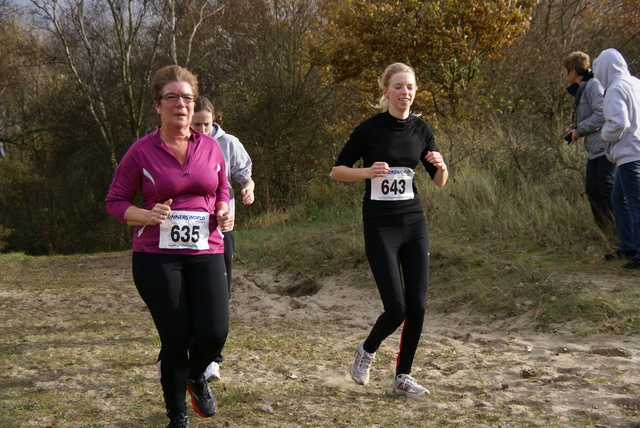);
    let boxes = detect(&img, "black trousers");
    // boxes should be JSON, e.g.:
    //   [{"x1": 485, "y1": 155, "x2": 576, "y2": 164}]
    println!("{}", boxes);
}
[
  {"x1": 362, "y1": 212, "x2": 430, "y2": 376},
  {"x1": 222, "y1": 230, "x2": 235, "y2": 295},
  {"x1": 585, "y1": 155, "x2": 616, "y2": 234},
  {"x1": 210, "y1": 230, "x2": 235, "y2": 364},
  {"x1": 132, "y1": 252, "x2": 229, "y2": 414}
]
